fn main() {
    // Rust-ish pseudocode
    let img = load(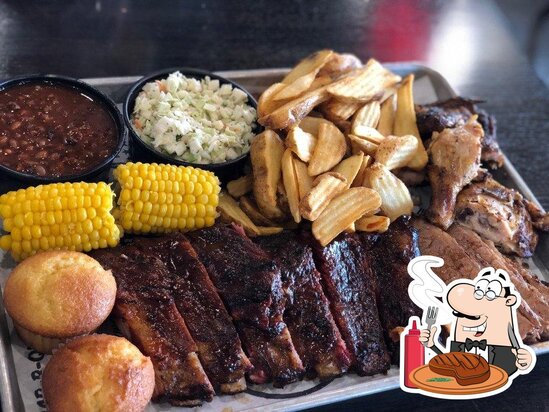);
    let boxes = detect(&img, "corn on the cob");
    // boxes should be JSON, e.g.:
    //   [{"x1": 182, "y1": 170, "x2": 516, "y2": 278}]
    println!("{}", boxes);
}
[
  {"x1": 113, "y1": 162, "x2": 220, "y2": 234},
  {"x1": 0, "y1": 182, "x2": 121, "y2": 261}
]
